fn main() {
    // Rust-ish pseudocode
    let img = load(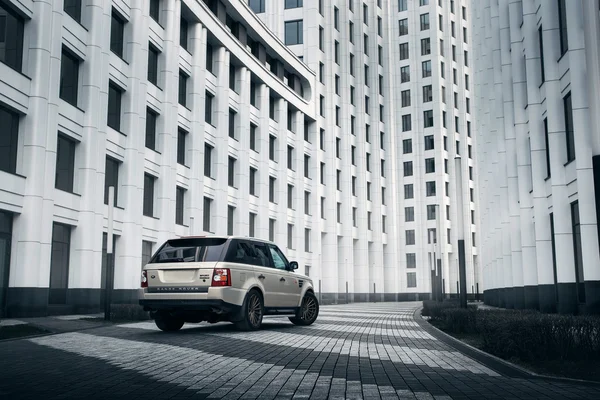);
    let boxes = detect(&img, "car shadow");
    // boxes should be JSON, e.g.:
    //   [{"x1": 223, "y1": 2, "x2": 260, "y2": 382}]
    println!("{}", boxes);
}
[{"x1": 146, "y1": 320, "x2": 301, "y2": 335}]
